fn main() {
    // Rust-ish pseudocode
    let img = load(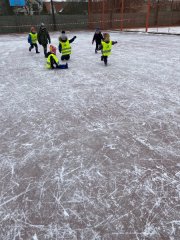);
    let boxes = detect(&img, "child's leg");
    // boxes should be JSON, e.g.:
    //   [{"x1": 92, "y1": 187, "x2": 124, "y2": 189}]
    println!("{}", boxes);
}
[
  {"x1": 104, "y1": 56, "x2": 108, "y2": 65},
  {"x1": 95, "y1": 42, "x2": 98, "y2": 53},
  {"x1": 43, "y1": 45, "x2": 47, "y2": 57},
  {"x1": 61, "y1": 55, "x2": 70, "y2": 61},
  {"x1": 57, "y1": 63, "x2": 68, "y2": 69},
  {"x1": 97, "y1": 44, "x2": 101, "y2": 51},
  {"x1": 34, "y1": 43, "x2": 40, "y2": 53},
  {"x1": 29, "y1": 44, "x2": 34, "y2": 51}
]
